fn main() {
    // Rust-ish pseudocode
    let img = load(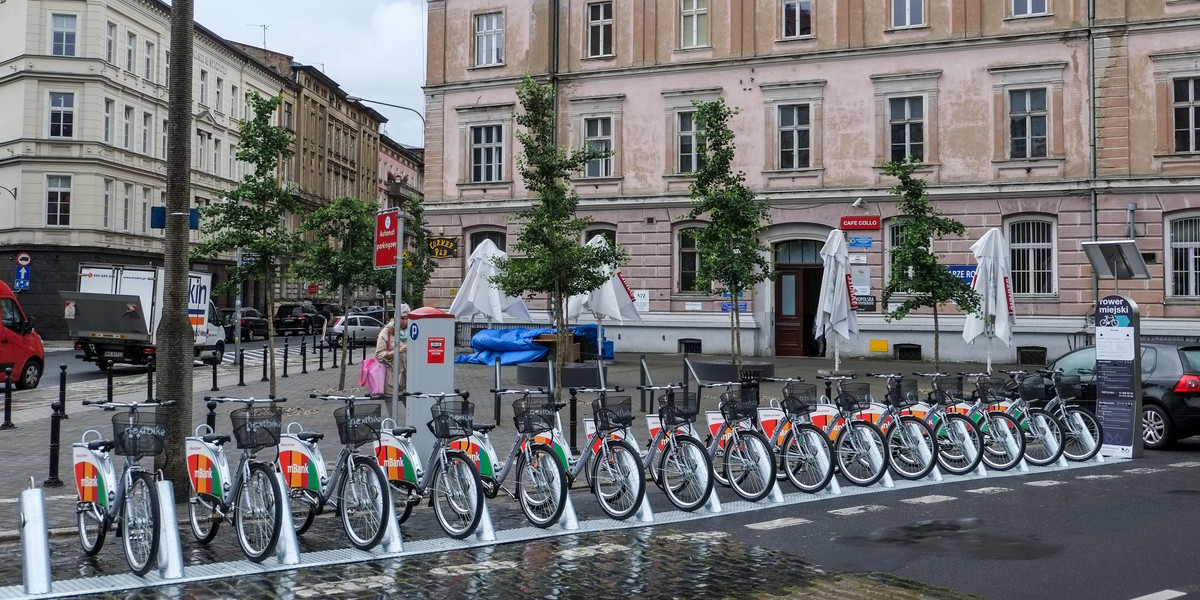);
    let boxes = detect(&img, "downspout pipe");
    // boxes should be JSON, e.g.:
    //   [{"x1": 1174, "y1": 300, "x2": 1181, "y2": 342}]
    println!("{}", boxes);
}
[
  {"x1": 1088, "y1": 0, "x2": 1099, "y2": 306},
  {"x1": 551, "y1": 0, "x2": 560, "y2": 146}
]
